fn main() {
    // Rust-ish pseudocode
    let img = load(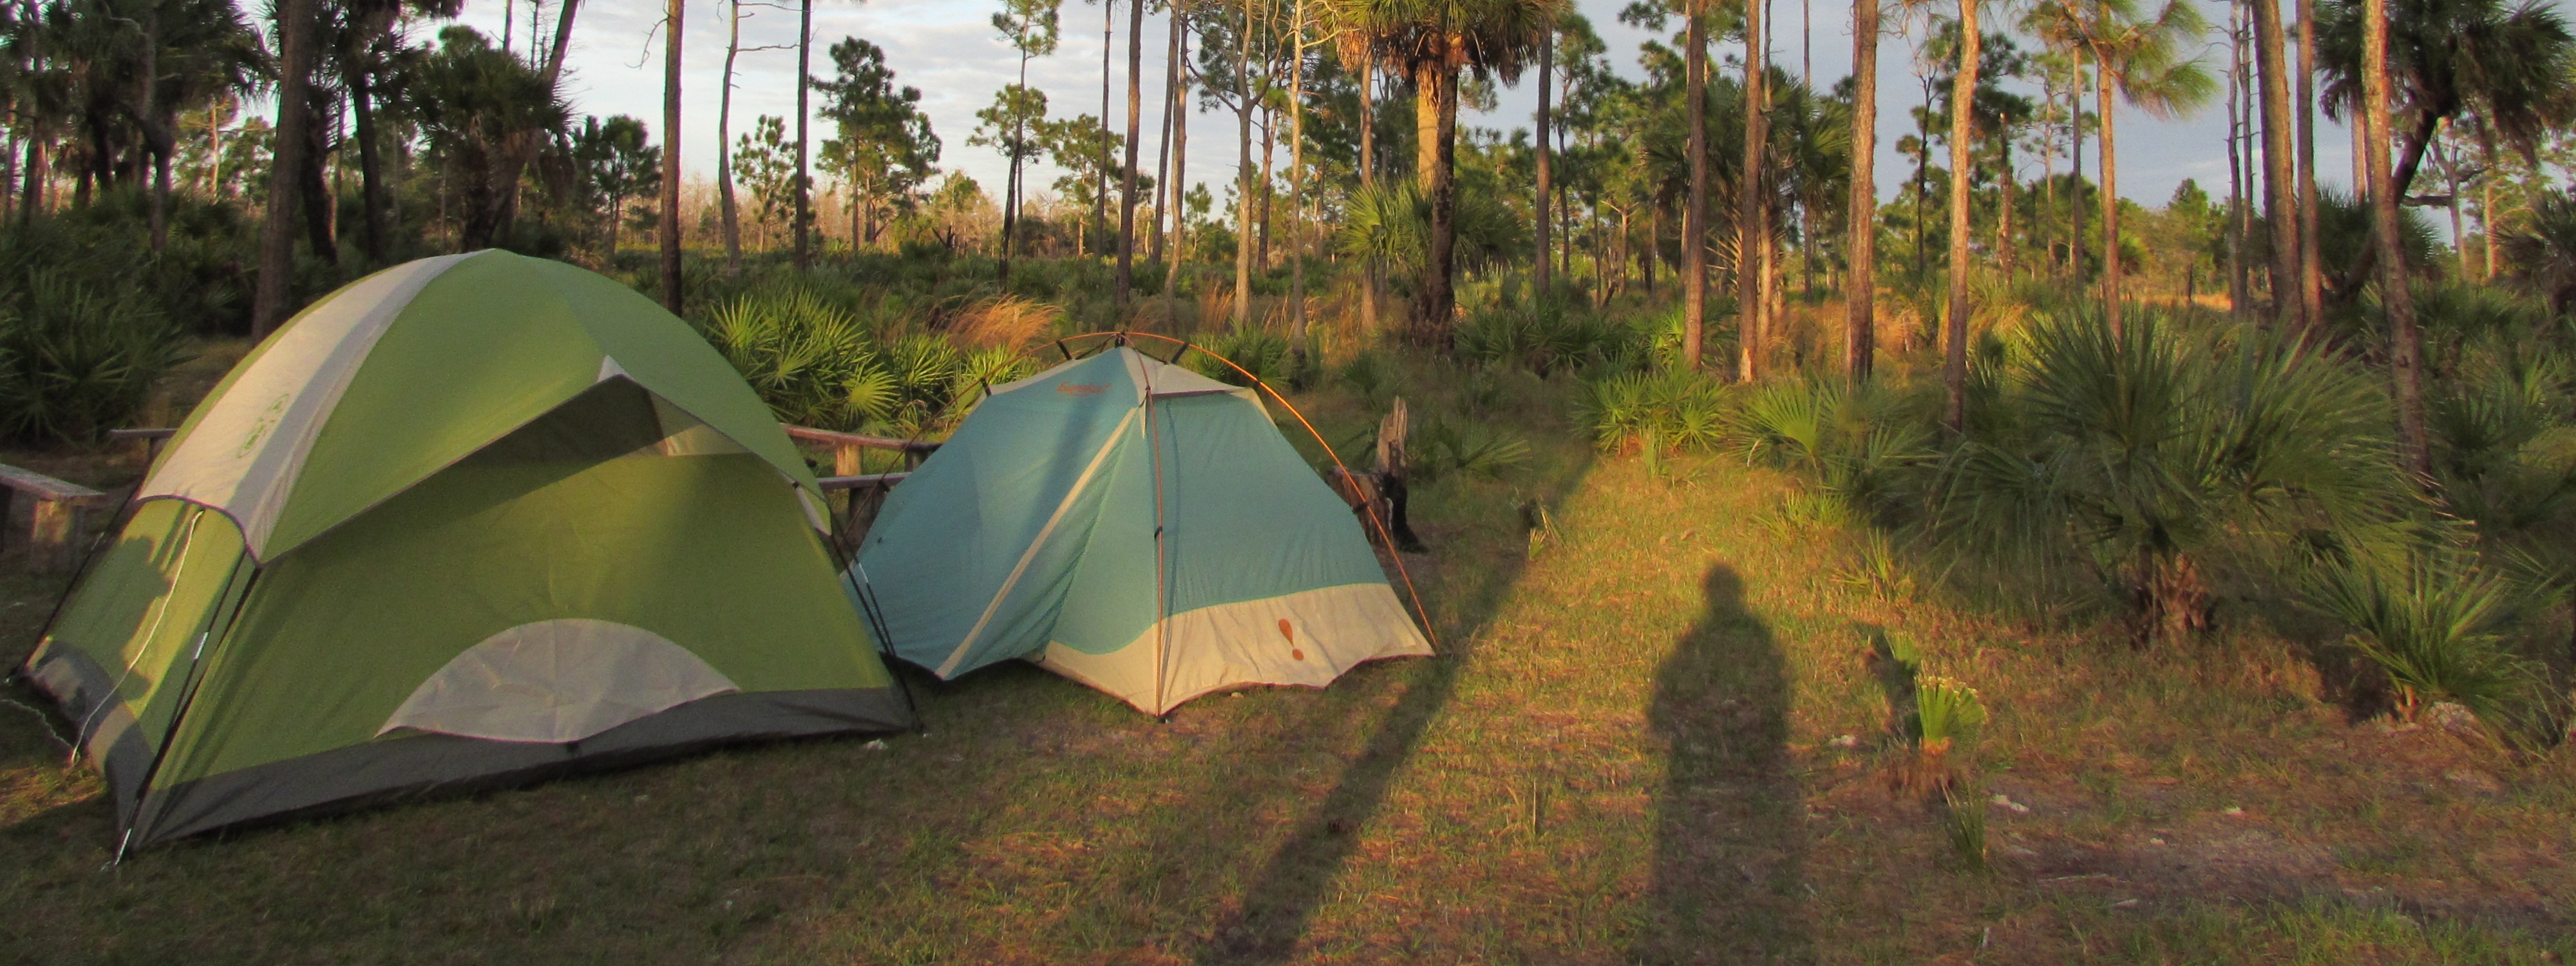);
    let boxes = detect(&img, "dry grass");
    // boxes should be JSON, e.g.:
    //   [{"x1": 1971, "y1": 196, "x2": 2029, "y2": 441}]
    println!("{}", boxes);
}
[
  {"x1": 1, "y1": 359, "x2": 2572, "y2": 963},
  {"x1": 945, "y1": 296, "x2": 1064, "y2": 350}
]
